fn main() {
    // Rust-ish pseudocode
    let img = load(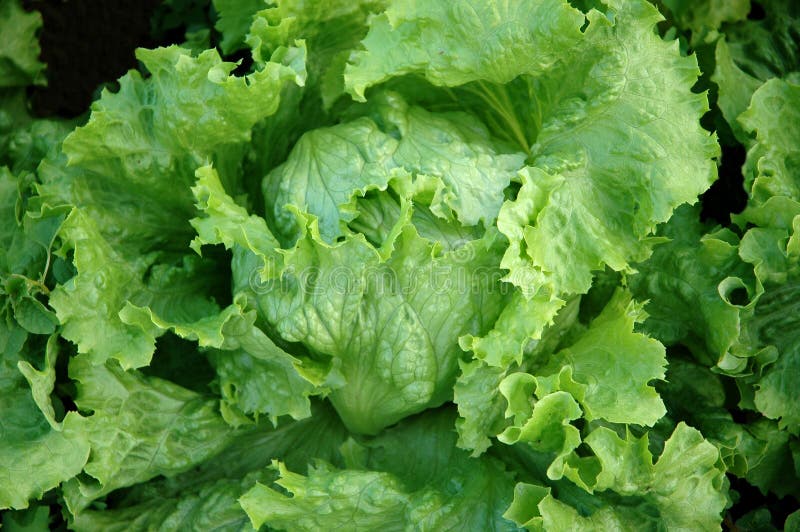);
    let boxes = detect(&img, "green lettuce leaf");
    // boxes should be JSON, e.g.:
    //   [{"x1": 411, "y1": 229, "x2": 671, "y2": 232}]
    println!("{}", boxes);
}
[
  {"x1": 738, "y1": 77, "x2": 800, "y2": 216},
  {"x1": 712, "y1": 0, "x2": 800, "y2": 140},
  {"x1": 344, "y1": 0, "x2": 584, "y2": 100},
  {"x1": 252, "y1": 211, "x2": 507, "y2": 434},
  {"x1": 264, "y1": 93, "x2": 524, "y2": 245},
  {"x1": 735, "y1": 77, "x2": 800, "y2": 433},
  {"x1": 346, "y1": 0, "x2": 717, "y2": 299},
  {"x1": 0, "y1": 0, "x2": 46, "y2": 87},
  {"x1": 629, "y1": 205, "x2": 759, "y2": 368},
  {"x1": 69, "y1": 401, "x2": 348, "y2": 531},
  {"x1": 213, "y1": 0, "x2": 268, "y2": 54},
  {"x1": 505, "y1": 423, "x2": 728, "y2": 531},
  {"x1": 0, "y1": 324, "x2": 89, "y2": 510},
  {"x1": 537, "y1": 290, "x2": 667, "y2": 427},
  {"x1": 42, "y1": 43, "x2": 307, "y2": 370},
  {"x1": 63, "y1": 356, "x2": 234, "y2": 513},
  {"x1": 498, "y1": 384, "x2": 583, "y2": 482},
  {"x1": 498, "y1": 0, "x2": 717, "y2": 298},
  {"x1": 49, "y1": 209, "x2": 221, "y2": 369},
  {"x1": 38, "y1": 43, "x2": 304, "y2": 256},
  {"x1": 247, "y1": 0, "x2": 384, "y2": 108},
  {"x1": 658, "y1": 0, "x2": 750, "y2": 37},
  {"x1": 454, "y1": 296, "x2": 581, "y2": 455},
  {"x1": 657, "y1": 357, "x2": 800, "y2": 497},
  {"x1": 240, "y1": 408, "x2": 520, "y2": 531}
]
